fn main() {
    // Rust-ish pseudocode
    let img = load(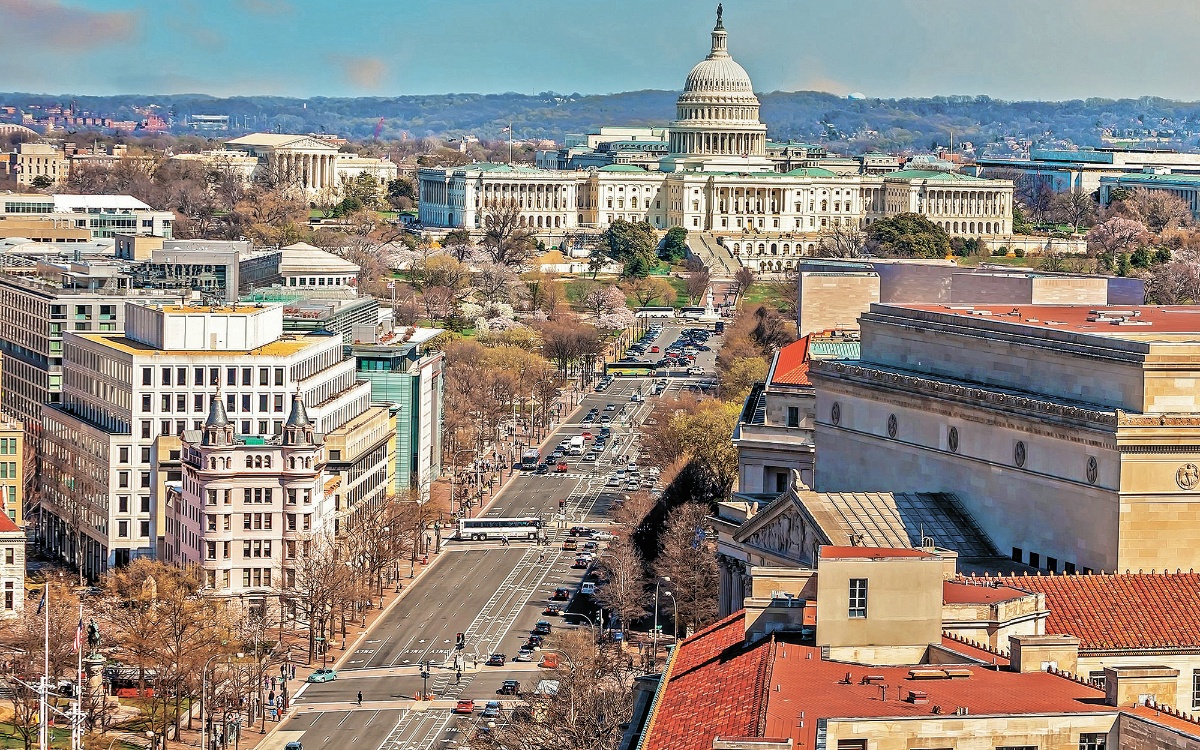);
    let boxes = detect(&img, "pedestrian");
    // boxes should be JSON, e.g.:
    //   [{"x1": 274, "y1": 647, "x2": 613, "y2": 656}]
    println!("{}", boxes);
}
[
  {"x1": 456, "y1": 669, "x2": 461, "y2": 685},
  {"x1": 357, "y1": 691, "x2": 363, "y2": 706}
]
